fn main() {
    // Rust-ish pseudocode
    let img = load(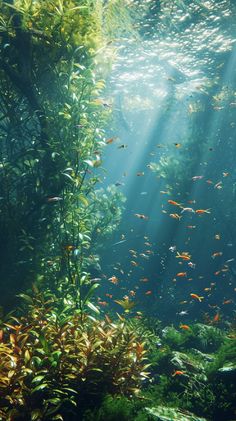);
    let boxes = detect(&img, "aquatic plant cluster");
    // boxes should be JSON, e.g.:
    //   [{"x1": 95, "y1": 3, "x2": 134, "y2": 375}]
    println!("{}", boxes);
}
[{"x1": 0, "y1": 0, "x2": 236, "y2": 420}]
